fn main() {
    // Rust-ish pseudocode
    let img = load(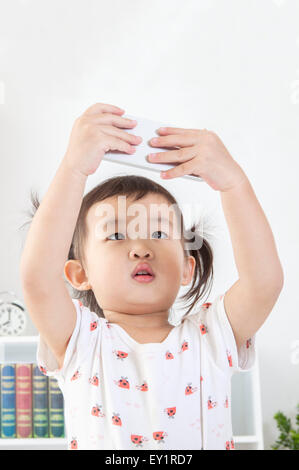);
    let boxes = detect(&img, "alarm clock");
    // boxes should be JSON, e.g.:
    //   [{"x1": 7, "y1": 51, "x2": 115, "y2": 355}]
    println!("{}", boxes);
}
[{"x1": 0, "y1": 291, "x2": 27, "y2": 336}]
